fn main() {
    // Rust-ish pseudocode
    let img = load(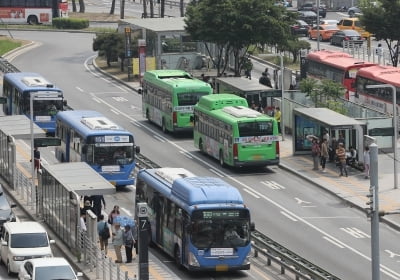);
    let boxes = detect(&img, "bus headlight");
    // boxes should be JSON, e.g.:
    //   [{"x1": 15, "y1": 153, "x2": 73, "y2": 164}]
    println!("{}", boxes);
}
[{"x1": 188, "y1": 252, "x2": 200, "y2": 267}]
